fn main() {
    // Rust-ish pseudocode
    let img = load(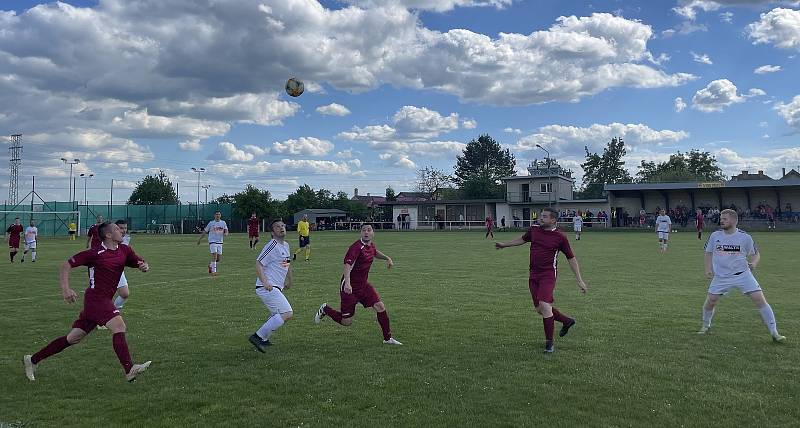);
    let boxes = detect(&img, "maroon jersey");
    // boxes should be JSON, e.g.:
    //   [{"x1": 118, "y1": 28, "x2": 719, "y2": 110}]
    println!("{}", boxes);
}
[
  {"x1": 343, "y1": 239, "x2": 376, "y2": 288},
  {"x1": 68, "y1": 244, "x2": 143, "y2": 301},
  {"x1": 88, "y1": 224, "x2": 102, "y2": 248},
  {"x1": 485, "y1": 217, "x2": 493, "y2": 230},
  {"x1": 6, "y1": 224, "x2": 23, "y2": 245},
  {"x1": 247, "y1": 217, "x2": 260, "y2": 233},
  {"x1": 522, "y1": 225, "x2": 575, "y2": 274},
  {"x1": 696, "y1": 213, "x2": 704, "y2": 228}
]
